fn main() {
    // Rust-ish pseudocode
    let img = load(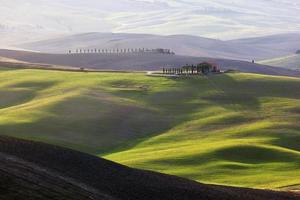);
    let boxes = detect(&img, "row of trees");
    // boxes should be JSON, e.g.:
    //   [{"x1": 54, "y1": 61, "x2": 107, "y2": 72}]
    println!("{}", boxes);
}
[
  {"x1": 68, "y1": 48, "x2": 174, "y2": 54},
  {"x1": 163, "y1": 62, "x2": 219, "y2": 75}
]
